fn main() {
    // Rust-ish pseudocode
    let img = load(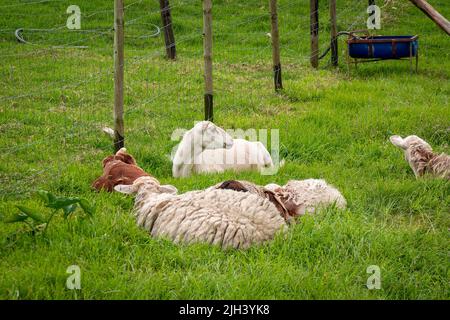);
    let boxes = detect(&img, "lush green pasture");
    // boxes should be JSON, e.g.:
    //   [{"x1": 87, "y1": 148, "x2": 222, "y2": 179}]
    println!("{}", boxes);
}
[{"x1": 0, "y1": 0, "x2": 448, "y2": 299}]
